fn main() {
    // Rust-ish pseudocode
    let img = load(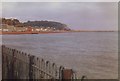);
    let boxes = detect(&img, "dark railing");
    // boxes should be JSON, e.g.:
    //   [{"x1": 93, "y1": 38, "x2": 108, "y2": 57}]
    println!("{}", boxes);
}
[{"x1": 2, "y1": 45, "x2": 76, "y2": 80}]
